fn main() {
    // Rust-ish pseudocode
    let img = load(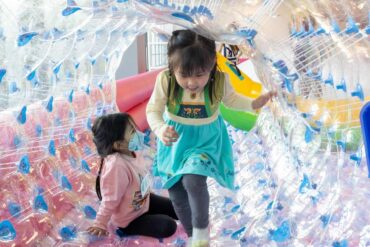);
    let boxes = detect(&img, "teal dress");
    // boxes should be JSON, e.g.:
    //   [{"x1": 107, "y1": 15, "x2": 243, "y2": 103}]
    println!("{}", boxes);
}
[{"x1": 153, "y1": 72, "x2": 235, "y2": 190}]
